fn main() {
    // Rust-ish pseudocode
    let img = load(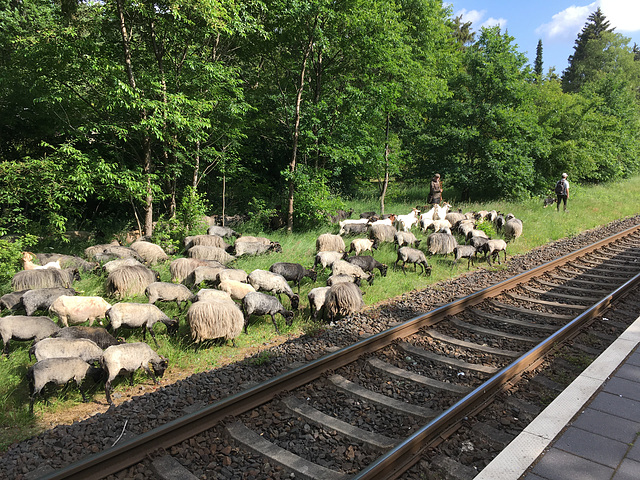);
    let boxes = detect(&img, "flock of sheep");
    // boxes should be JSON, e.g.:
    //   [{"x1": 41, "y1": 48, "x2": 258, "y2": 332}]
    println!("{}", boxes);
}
[{"x1": 0, "y1": 203, "x2": 522, "y2": 411}]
